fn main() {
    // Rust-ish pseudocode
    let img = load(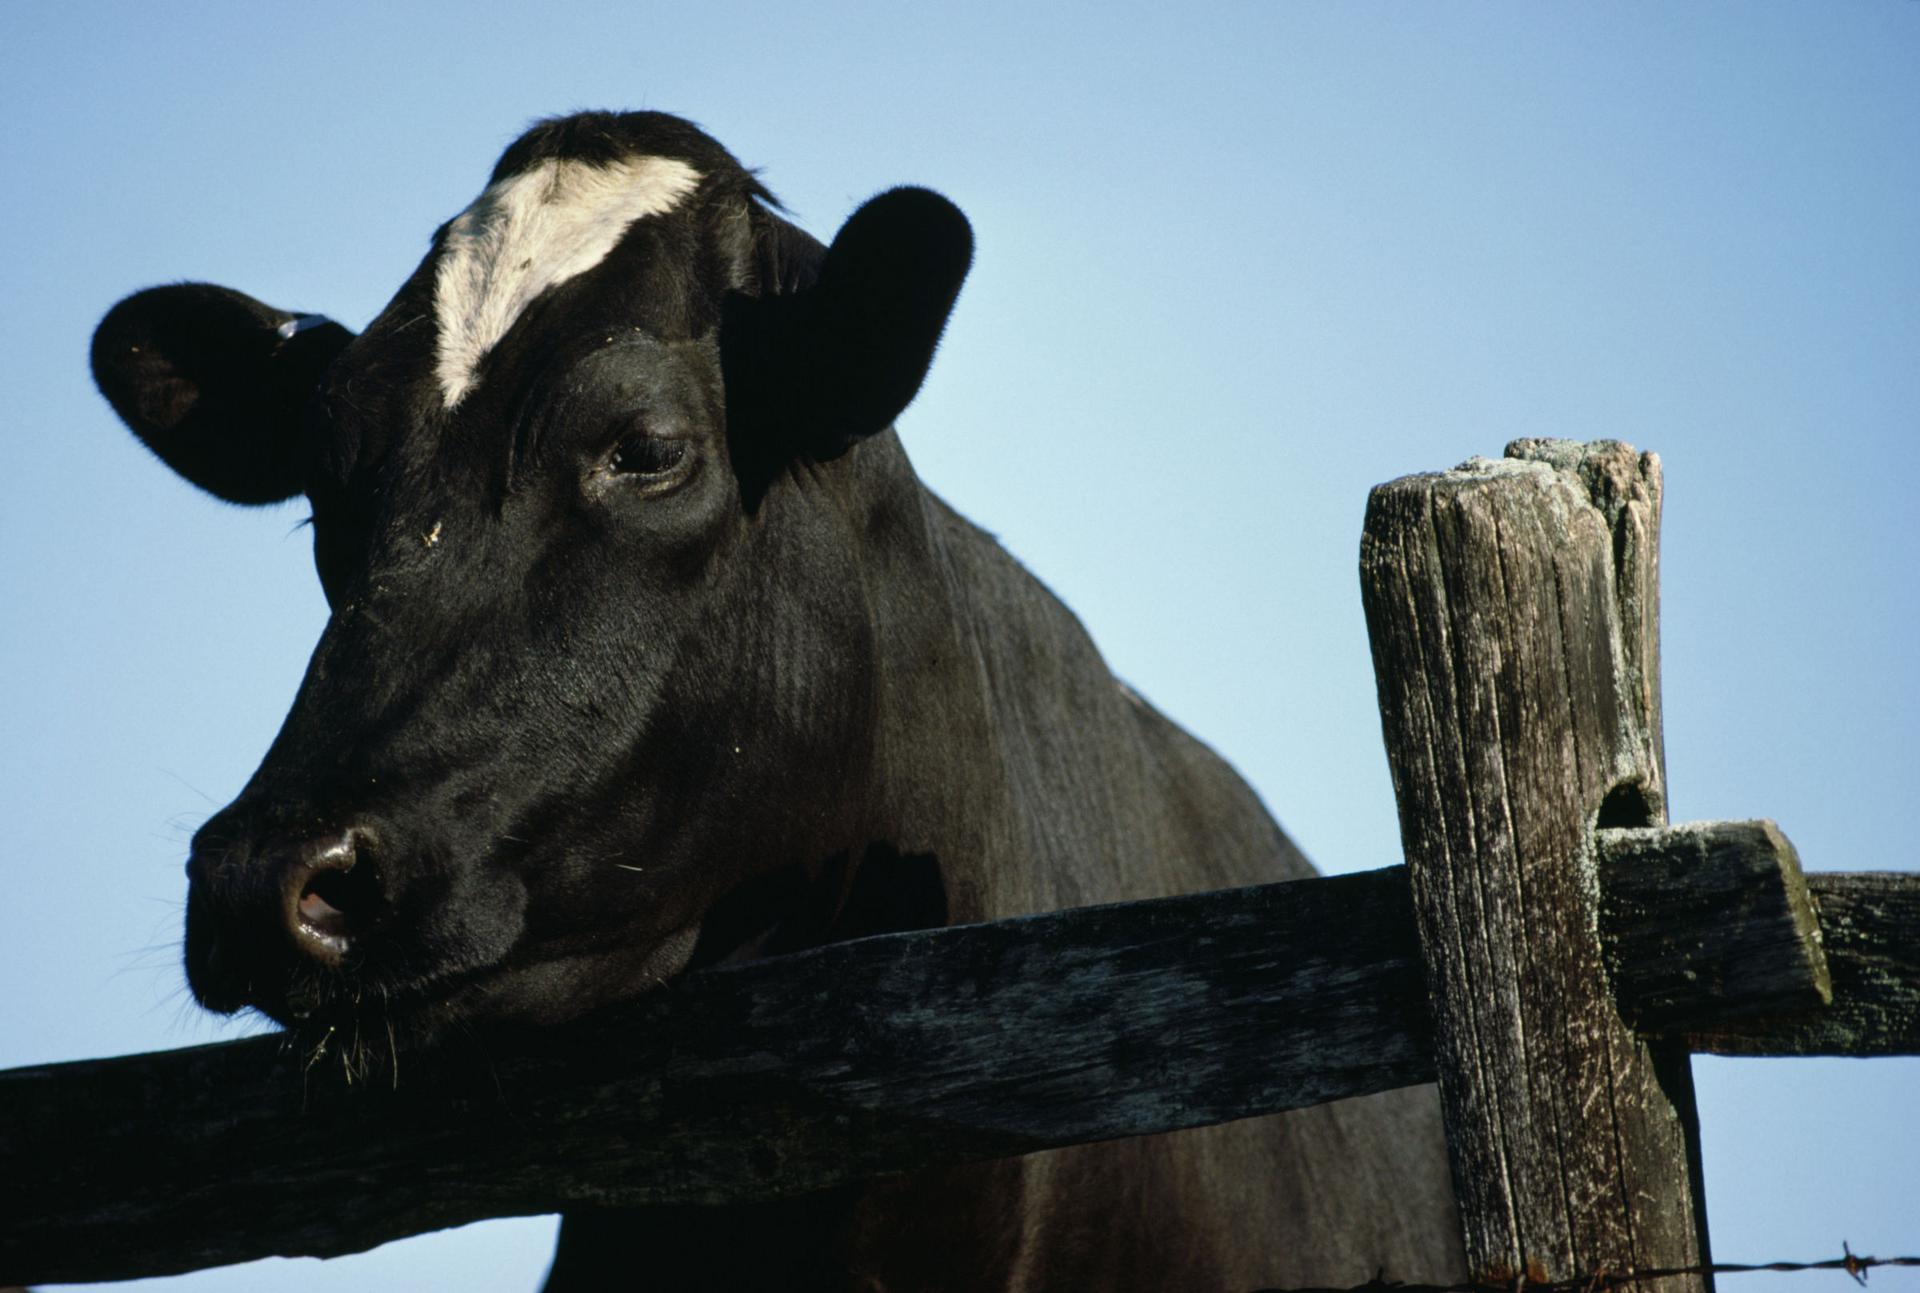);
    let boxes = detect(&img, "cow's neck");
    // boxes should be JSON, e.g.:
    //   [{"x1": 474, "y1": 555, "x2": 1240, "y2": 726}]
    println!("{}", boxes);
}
[
  {"x1": 847, "y1": 434, "x2": 1140, "y2": 926},
  {"x1": 695, "y1": 429, "x2": 1160, "y2": 961}
]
